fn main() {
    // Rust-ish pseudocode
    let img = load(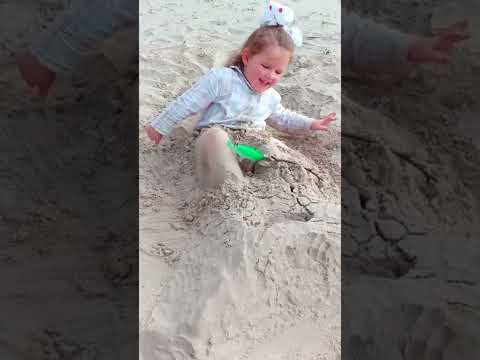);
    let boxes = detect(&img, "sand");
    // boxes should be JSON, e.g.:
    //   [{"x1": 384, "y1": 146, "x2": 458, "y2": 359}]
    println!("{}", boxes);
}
[
  {"x1": 139, "y1": 0, "x2": 341, "y2": 359},
  {"x1": 342, "y1": 0, "x2": 480, "y2": 358},
  {"x1": 1, "y1": 1, "x2": 138, "y2": 358},
  {"x1": 2, "y1": 0, "x2": 477, "y2": 358}
]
